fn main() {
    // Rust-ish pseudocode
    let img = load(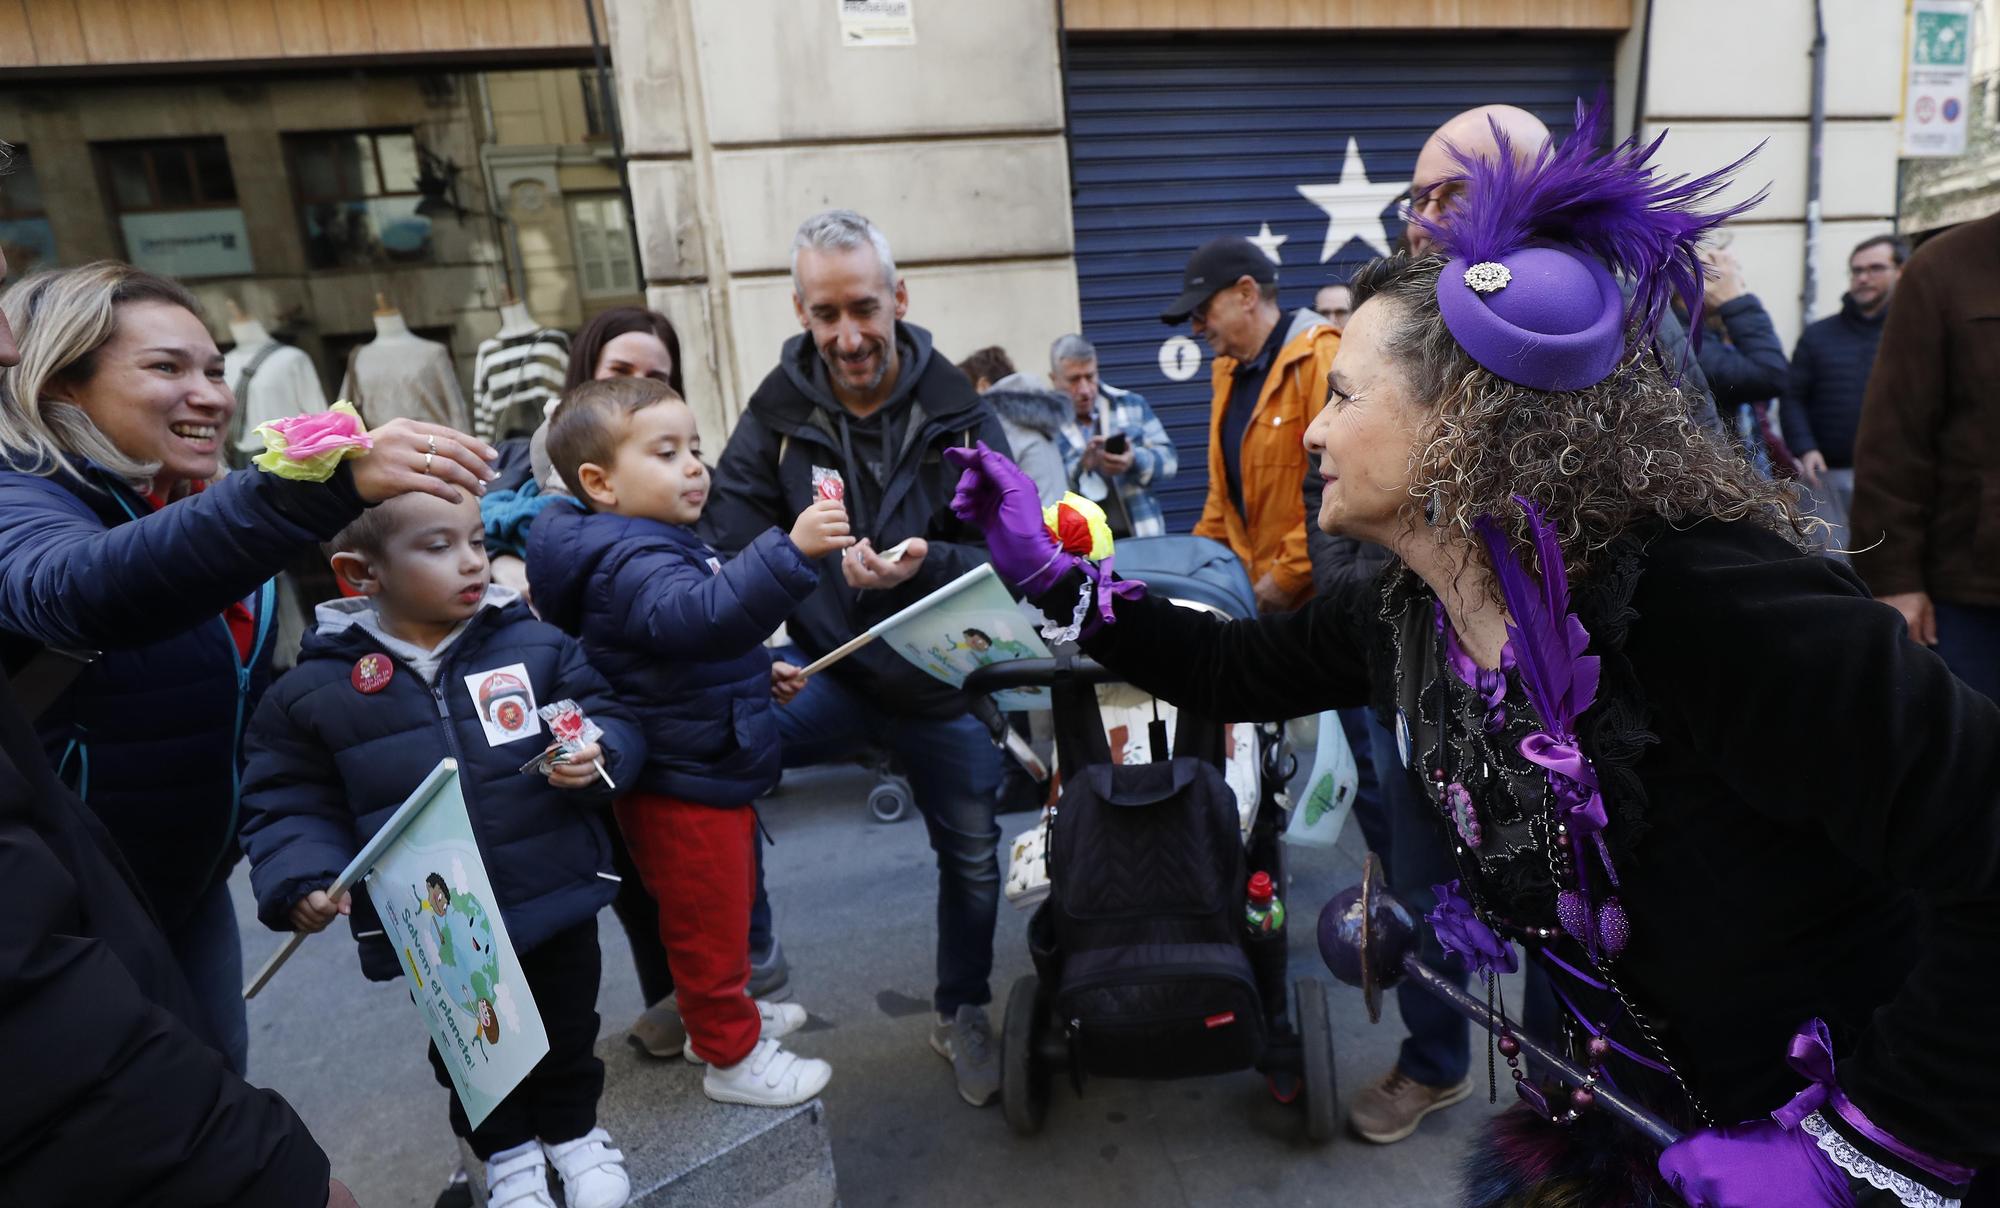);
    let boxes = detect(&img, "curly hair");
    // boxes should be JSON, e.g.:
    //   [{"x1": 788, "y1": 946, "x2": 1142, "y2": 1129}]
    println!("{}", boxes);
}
[{"x1": 1348, "y1": 251, "x2": 1813, "y2": 590}]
